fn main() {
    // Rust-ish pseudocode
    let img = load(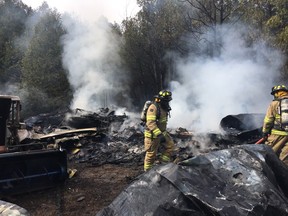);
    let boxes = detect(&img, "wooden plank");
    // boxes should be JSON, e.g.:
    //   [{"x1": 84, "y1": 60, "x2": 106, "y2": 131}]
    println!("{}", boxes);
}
[{"x1": 39, "y1": 127, "x2": 97, "y2": 139}]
